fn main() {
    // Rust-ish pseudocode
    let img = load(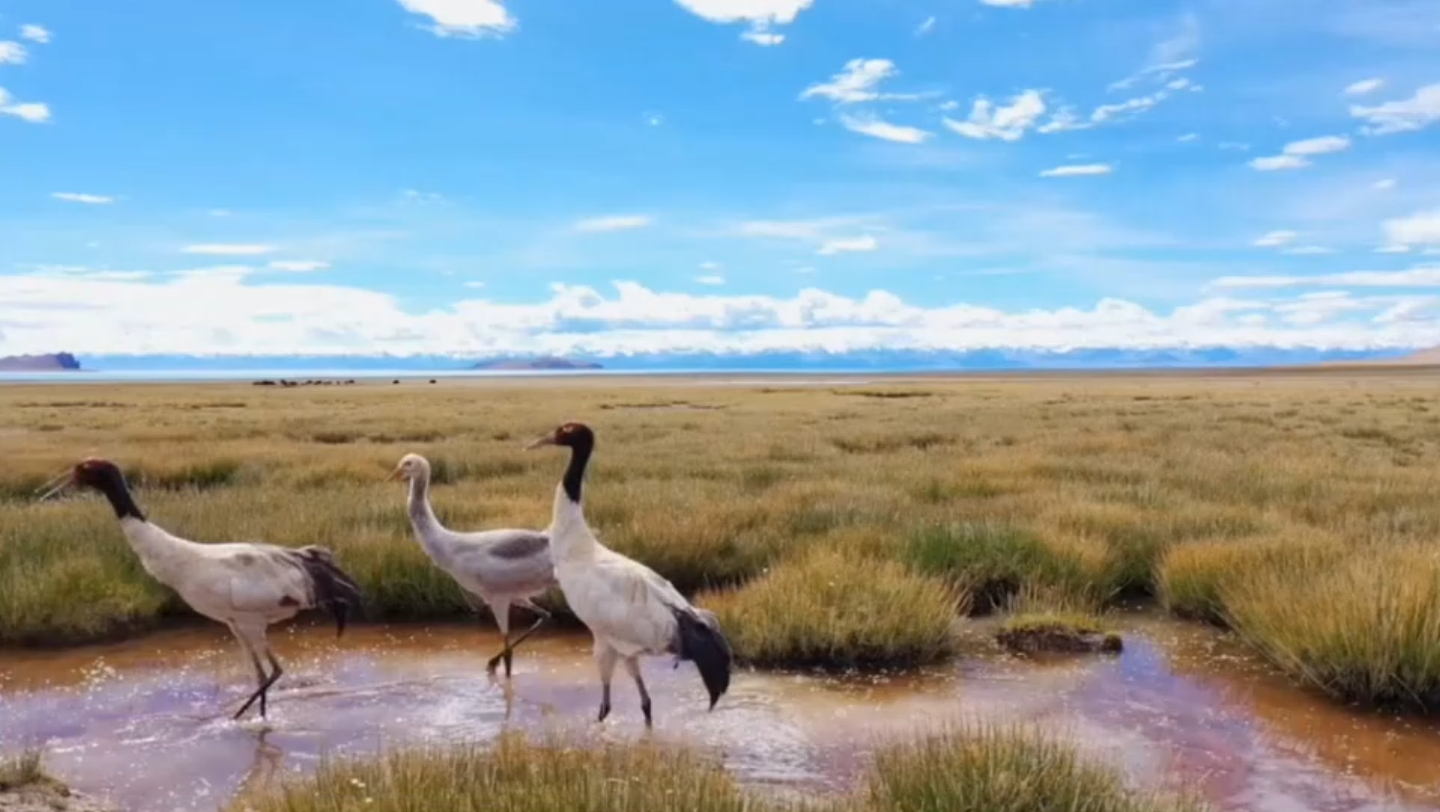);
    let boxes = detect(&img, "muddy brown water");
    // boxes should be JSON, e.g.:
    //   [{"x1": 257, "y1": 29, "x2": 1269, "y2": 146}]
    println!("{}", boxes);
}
[{"x1": 2, "y1": 613, "x2": 1439, "y2": 812}]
